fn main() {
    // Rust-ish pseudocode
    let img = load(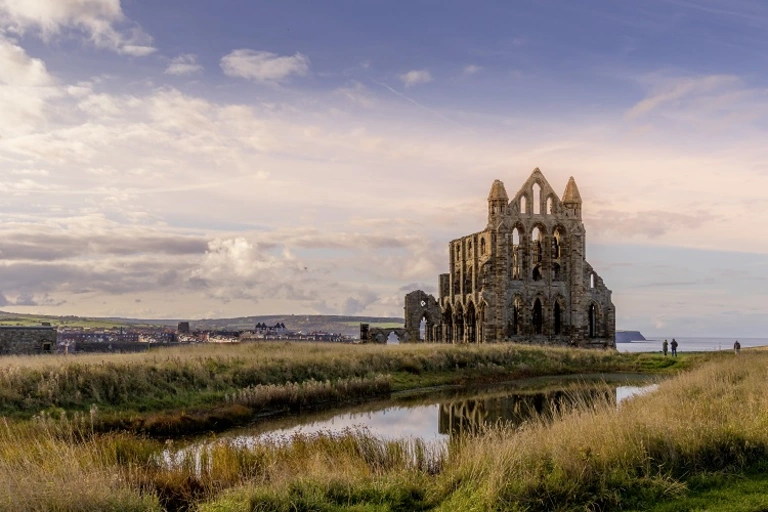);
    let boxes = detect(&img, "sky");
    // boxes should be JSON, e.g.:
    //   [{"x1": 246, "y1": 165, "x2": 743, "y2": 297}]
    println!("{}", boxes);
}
[{"x1": 0, "y1": 0, "x2": 767, "y2": 337}]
